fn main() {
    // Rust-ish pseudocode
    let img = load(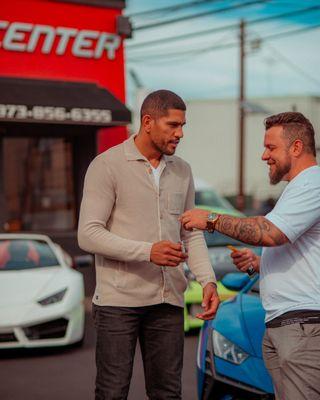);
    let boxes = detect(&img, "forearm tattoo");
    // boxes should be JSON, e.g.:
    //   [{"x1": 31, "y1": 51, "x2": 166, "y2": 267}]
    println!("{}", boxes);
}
[{"x1": 215, "y1": 215, "x2": 288, "y2": 246}]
